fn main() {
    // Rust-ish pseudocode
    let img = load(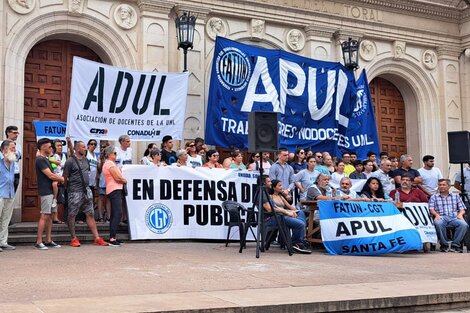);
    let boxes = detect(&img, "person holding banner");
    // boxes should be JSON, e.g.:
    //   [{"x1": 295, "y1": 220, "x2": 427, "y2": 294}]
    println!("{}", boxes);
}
[
  {"x1": 172, "y1": 150, "x2": 189, "y2": 167},
  {"x1": 63, "y1": 141, "x2": 108, "y2": 247},
  {"x1": 103, "y1": 146, "x2": 127, "y2": 247},
  {"x1": 268, "y1": 179, "x2": 311, "y2": 254},
  {"x1": 429, "y1": 179, "x2": 468, "y2": 253},
  {"x1": 150, "y1": 149, "x2": 166, "y2": 167},
  {"x1": 202, "y1": 150, "x2": 223, "y2": 169},
  {"x1": 360, "y1": 177, "x2": 392, "y2": 202},
  {"x1": 338, "y1": 177, "x2": 361, "y2": 200}
]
